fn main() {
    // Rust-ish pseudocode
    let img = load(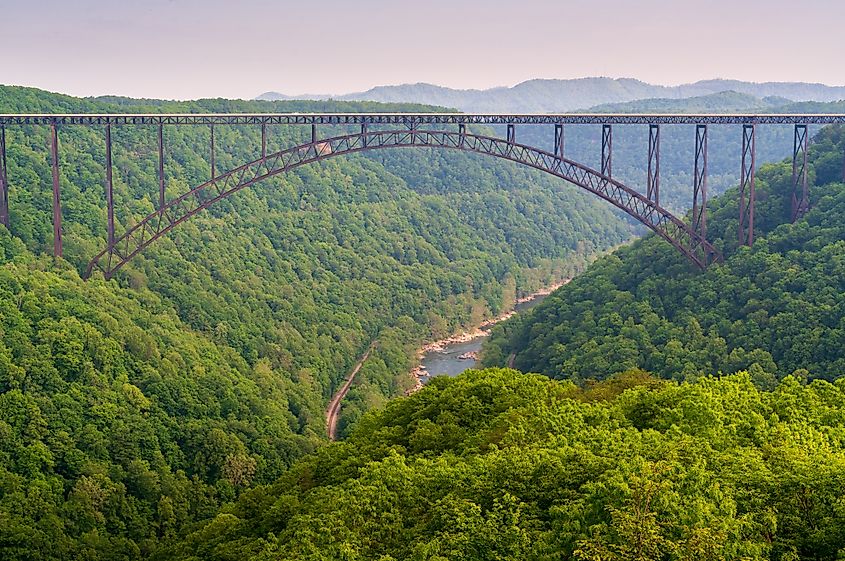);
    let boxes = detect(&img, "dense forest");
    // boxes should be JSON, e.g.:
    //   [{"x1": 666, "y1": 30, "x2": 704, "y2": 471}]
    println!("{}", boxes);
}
[
  {"x1": 146, "y1": 125, "x2": 845, "y2": 561},
  {"x1": 152, "y1": 368, "x2": 845, "y2": 560},
  {"x1": 0, "y1": 85, "x2": 632, "y2": 558},
  {"x1": 3, "y1": 84, "x2": 845, "y2": 560},
  {"x1": 484, "y1": 125, "x2": 845, "y2": 386}
]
